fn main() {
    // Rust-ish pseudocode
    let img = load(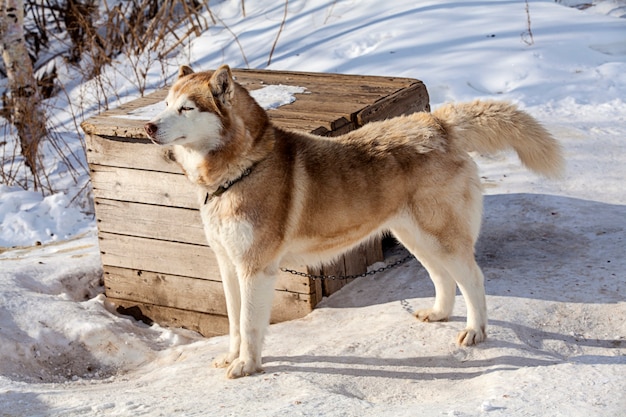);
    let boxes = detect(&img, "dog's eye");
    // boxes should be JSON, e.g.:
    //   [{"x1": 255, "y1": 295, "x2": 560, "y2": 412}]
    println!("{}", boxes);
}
[{"x1": 178, "y1": 106, "x2": 194, "y2": 114}]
